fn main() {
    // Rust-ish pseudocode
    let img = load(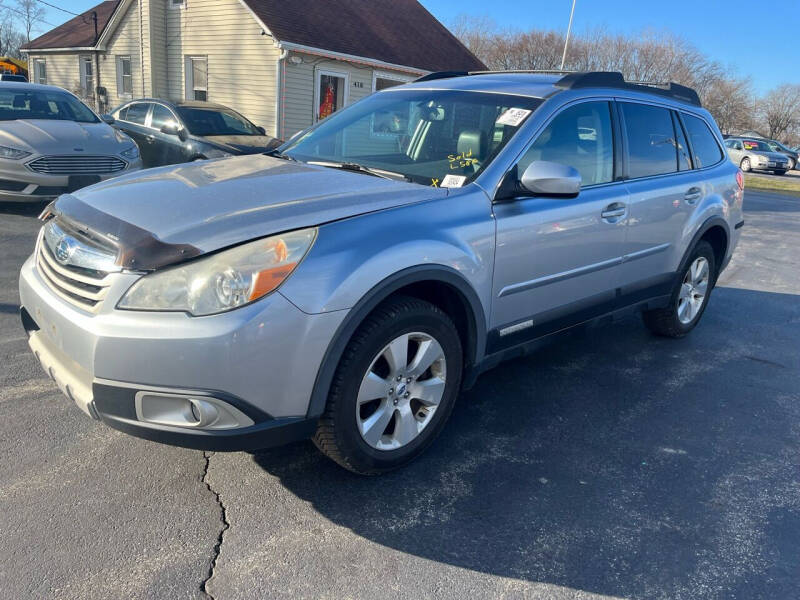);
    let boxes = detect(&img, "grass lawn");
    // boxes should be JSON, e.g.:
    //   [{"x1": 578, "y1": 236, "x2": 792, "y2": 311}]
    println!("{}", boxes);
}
[{"x1": 744, "y1": 173, "x2": 800, "y2": 195}]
